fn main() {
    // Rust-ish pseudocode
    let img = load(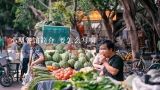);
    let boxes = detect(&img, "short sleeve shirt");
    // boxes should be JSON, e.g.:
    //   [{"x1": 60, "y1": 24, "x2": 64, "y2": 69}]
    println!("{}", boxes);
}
[
  {"x1": 31, "y1": 44, "x2": 45, "y2": 66},
  {"x1": 103, "y1": 55, "x2": 124, "y2": 81},
  {"x1": 21, "y1": 43, "x2": 30, "y2": 58},
  {"x1": 0, "y1": 37, "x2": 4, "y2": 47}
]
